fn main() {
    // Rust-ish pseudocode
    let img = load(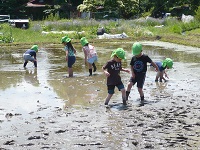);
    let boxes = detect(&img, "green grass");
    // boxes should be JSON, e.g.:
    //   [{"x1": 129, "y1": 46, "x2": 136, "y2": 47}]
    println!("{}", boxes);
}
[{"x1": 0, "y1": 18, "x2": 200, "y2": 48}]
